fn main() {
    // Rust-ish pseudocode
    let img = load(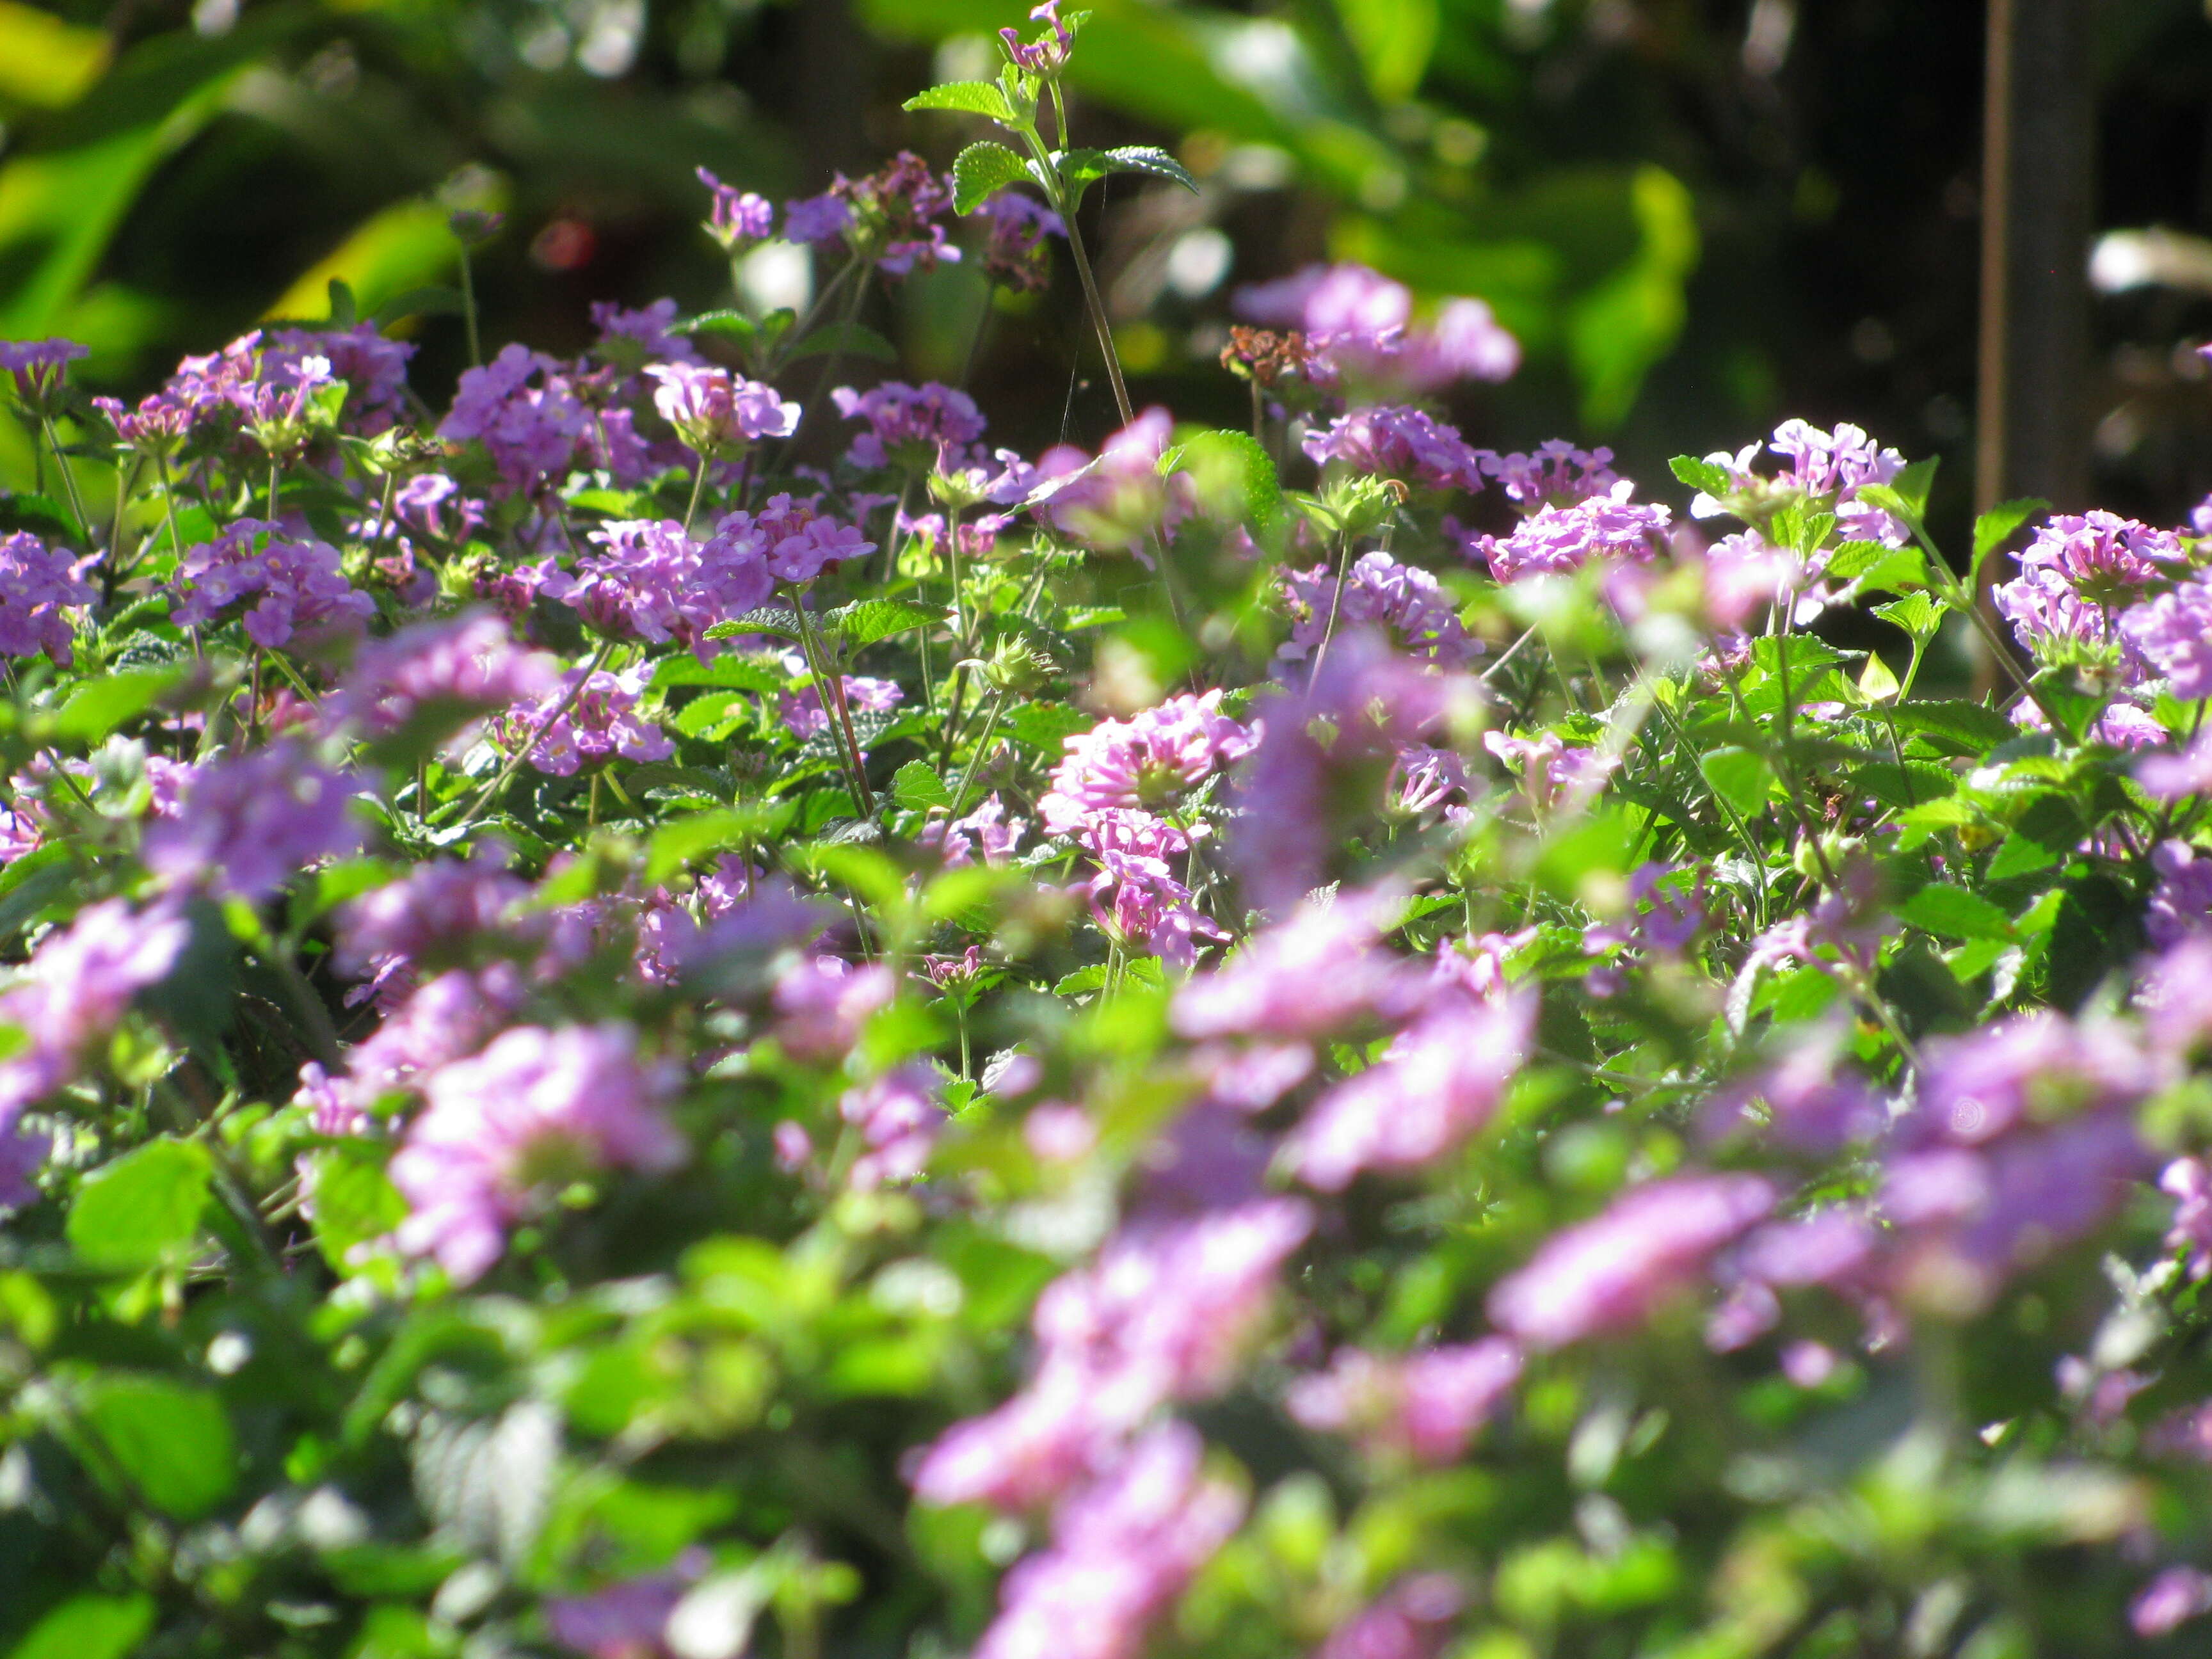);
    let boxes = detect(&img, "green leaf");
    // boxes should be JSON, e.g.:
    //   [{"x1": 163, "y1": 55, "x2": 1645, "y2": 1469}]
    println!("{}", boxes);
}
[
  {"x1": 1698, "y1": 746, "x2": 1774, "y2": 819},
  {"x1": 703, "y1": 607, "x2": 805, "y2": 642},
  {"x1": 78, "y1": 1374, "x2": 236, "y2": 1519},
  {"x1": 1055, "y1": 145, "x2": 1200, "y2": 205},
  {"x1": 51, "y1": 666, "x2": 180, "y2": 745},
  {"x1": 370, "y1": 284, "x2": 464, "y2": 325},
  {"x1": 1669, "y1": 455, "x2": 1734, "y2": 498},
  {"x1": 1006, "y1": 702, "x2": 1092, "y2": 753},
  {"x1": 1827, "y1": 541, "x2": 1928, "y2": 593},
  {"x1": 653, "y1": 653, "x2": 785, "y2": 693},
  {"x1": 1889, "y1": 455, "x2": 1939, "y2": 519},
  {"x1": 67, "y1": 1137, "x2": 213, "y2": 1273},
  {"x1": 894, "y1": 760, "x2": 954, "y2": 813},
  {"x1": 6, "y1": 1595, "x2": 156, "y2": 1659},
  {"x1": 1899, "y1": 883, "x2": 2014, "y2": 942},
  {"x1": 1871, "y1": 592, "x2": 1944, "y2": 641},
  {"x1": 1334, "y1": 0, "x2": 1438, "y2": 100},
  {"x1": 829, "y1": 597, "x2": 938, "y2": 646},
  {"x1": 305, "y1": 1143, "x2": 408, "y2": 1274},
  {"x1": 903, "y1": 80, "x2": 1016, "y2": 123},
  {"x1": 1971, "y1": 497, "x2": 2049, "y2": 585},
  {"x1": 683, "y1": 307, "x2": 758, "y2": 343},
  {"x1": 1172, "y1": 428, "x2": 1282, "y2": 534},
  {"x1": 1054, "y1": 964, "x2": 1110, "y2": 996},
  {"x1": 952, "y1": 140, "x2": 1032, "y2": 214},
  {"x1": 783, "y1": 321, "x2": 899, "y2": 364},
  {"x1": 1885, "y1": 699, "x2": 2014, "y2": 753},
  {"x1": 646, "y1": 808, "x2": 753, "y2": 883}
]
